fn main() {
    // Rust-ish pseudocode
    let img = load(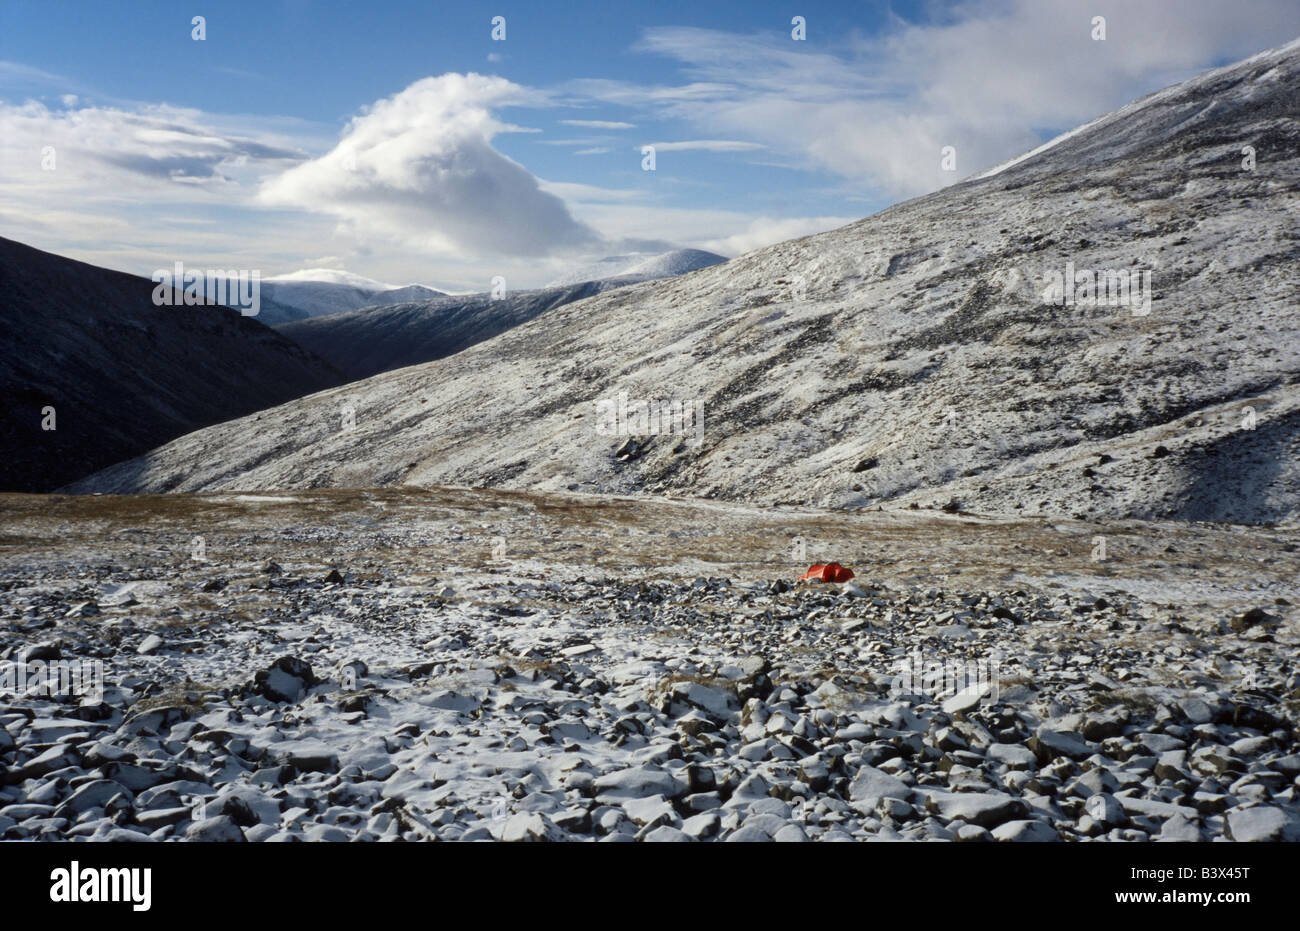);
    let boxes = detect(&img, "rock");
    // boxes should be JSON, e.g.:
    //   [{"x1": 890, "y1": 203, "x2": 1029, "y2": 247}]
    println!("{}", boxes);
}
[
  {"x1": 992, "y1": 819, "x2": 1060, "y2": 842},
  {"x1": 877, "y1": 797, "x2": 915, "y2": 820},
  {"x1": 323, "y1": 569, "x2": 344, "y2": 584},
  {"x1": 724, "y1": 825, "x2": 774, "y2": 842},
  {"x1": 423, "y1": 690, "x2": 481, "y2": 713},
  {"x1": 849, "y1": 766, "x2": 911, "y2": 807},
  {"x1": 682, "y1": 812, "x2": 721, "y2": 839},
  {"x1": 942, "y1": 682, "x2": 994, "y2": 715},
  {"x1": 987, "y1": 743, "x2": 1037, "y2": 769},
  {"x1": 1225, "y1": 806, "x2": 1300, "y2": 842},
  {"x1": 642, "y1": 825, "x2": 694, "y2": 842},
  {"x1": 1083, "y1": 793, "x2": 1127, "y2": 827},
  {"x1": 253, "y1": 656, "x2": 317, "y2": 703},
  {"x1": 671, "y1": 682, "x2": 738, "y2": 718},
  {"x1": 1230, "y1": 736, "x2": 1273, "y2": 756},
  {"x1": 749, "y1": 797, "x2": 791, "y2": 819},
  {"x1": 1230, "y1": 607, "x2": 1278, "y2": 633},
  {"x1": 56, "y1": 779, "x2": 132, "y2": 817},
  {"x1": 4, "y1": 744, "x2": 80, "y2": 783},
  {"x1": 137, "y1": 635, "x2": 164, "y2": 656},
  {"x1": 135, "y1": 807, "x2": 192, "y2": 830},
  {"x1": 185, "y1": 815, "x2": 246, "y2": 842},
  {"x1": 120, "y1": 705, "x2": 191, "y2": 737},
  {"x1": 1117, "y1": 796, "x2": 1199, "y2": 821},
  {"x1": 1271, "y1": 755, "x2": 1300, "y2": 777},
  {"x1": 1028, "y1": 729, "x2": 1092, "y2": 763},
  {"x1": 621, "y1": 795, "x2": 679, "y2": 830},
  {"x1": 21, "y1": 641, "x2": 61, "y2": 662},
  {"x1": 773, "y1": 824, "x2": 810, "y2": 842},
  {"x1": 499, "y1": 812, "x2": 565, "y2": 842},
  {"x1": 101, "y1": 762, "x2": 181, "y2": 793},
  {"x1": 593, "y1": 766, "x2": 686, "y2": 802},
  {"x1": 798, "y1": 758, "x2": 830, "y2": 791},
  {"x1": 304, "y1": 824, "x2": 350, "y2": 842},
  {"x1": 1157, "y1": 811, "x2": 1202, "y2": 841},
  {"x1": 267, "y1": 741, "x2": 339, "y2": 773},
  {"x1": 1176, "y1": 697, "x2": 1214, "y2": 724},
  {"x1": 925, "y1": 791, "x2": 1029, "y2": 828}
]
